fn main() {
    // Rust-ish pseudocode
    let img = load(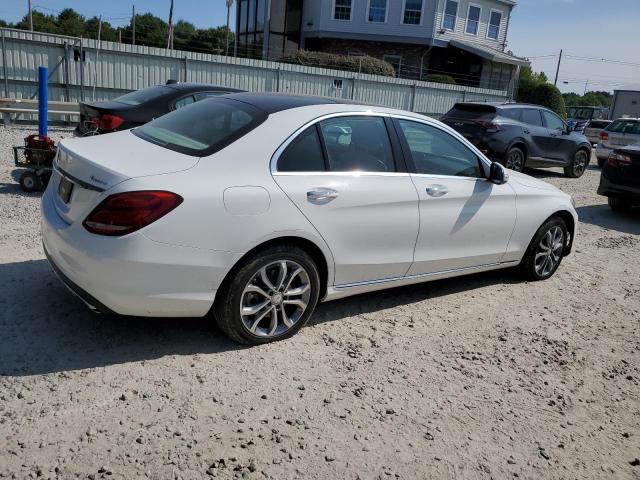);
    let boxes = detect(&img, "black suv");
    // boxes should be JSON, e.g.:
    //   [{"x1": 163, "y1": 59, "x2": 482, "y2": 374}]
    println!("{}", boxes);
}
[{"x1": 441, "y1": 103, "x2": 592, "y2": 178}]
